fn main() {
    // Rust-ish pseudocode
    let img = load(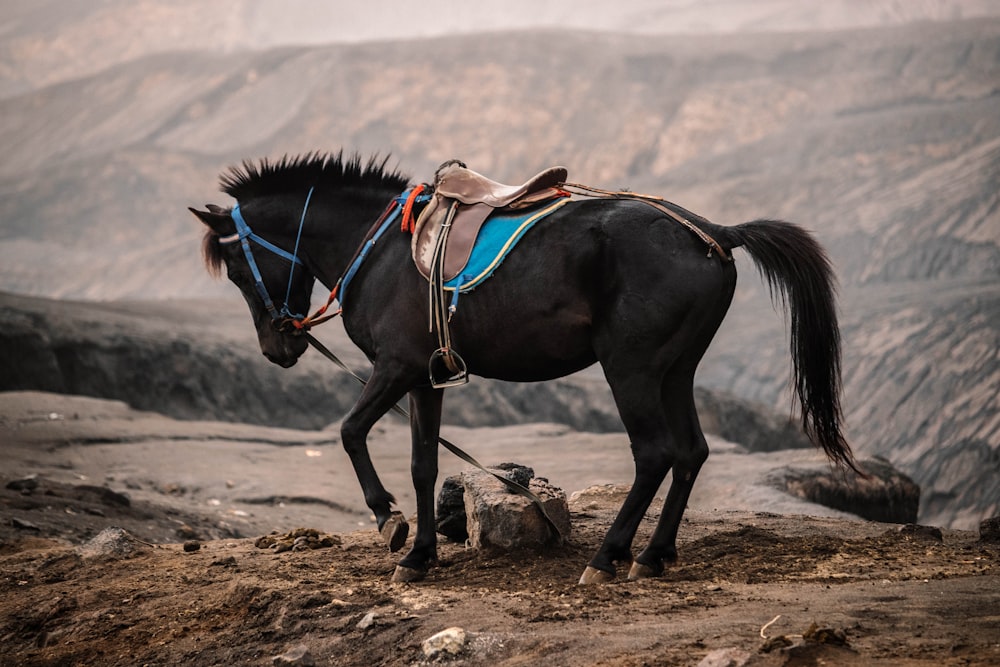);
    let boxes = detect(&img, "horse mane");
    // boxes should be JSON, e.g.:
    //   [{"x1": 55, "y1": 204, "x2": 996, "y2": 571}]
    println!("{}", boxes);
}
[
  {"x1": 202, "y1": 151, "x2": 410, "y2": 276},
  {"x1": 219, "y1": 151, "x2": 410, "y2": 202}
]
